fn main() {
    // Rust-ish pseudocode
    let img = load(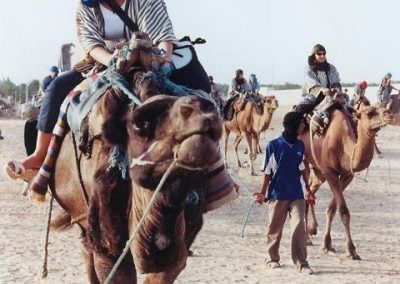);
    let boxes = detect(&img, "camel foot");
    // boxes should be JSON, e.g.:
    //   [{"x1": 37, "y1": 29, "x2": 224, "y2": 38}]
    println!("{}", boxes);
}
[
  {"x1": 345, "y1": 251, "x2": 361, "y2": 260},
  {"x1": 306, "y1": 238, "x2": 313, "y2": 246},
  {"x1": 321, "y1": 246, "x2": 336, "y2": 256},
  {"x1": 307, "y1": 223, "x2": 318, "y2": 236},
  {"x1": 250, "y1": 170, "x2": 257, "y2": 176},
  {"x1": 241, "y1": 161, "x2": 248, "y2": 168}
]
